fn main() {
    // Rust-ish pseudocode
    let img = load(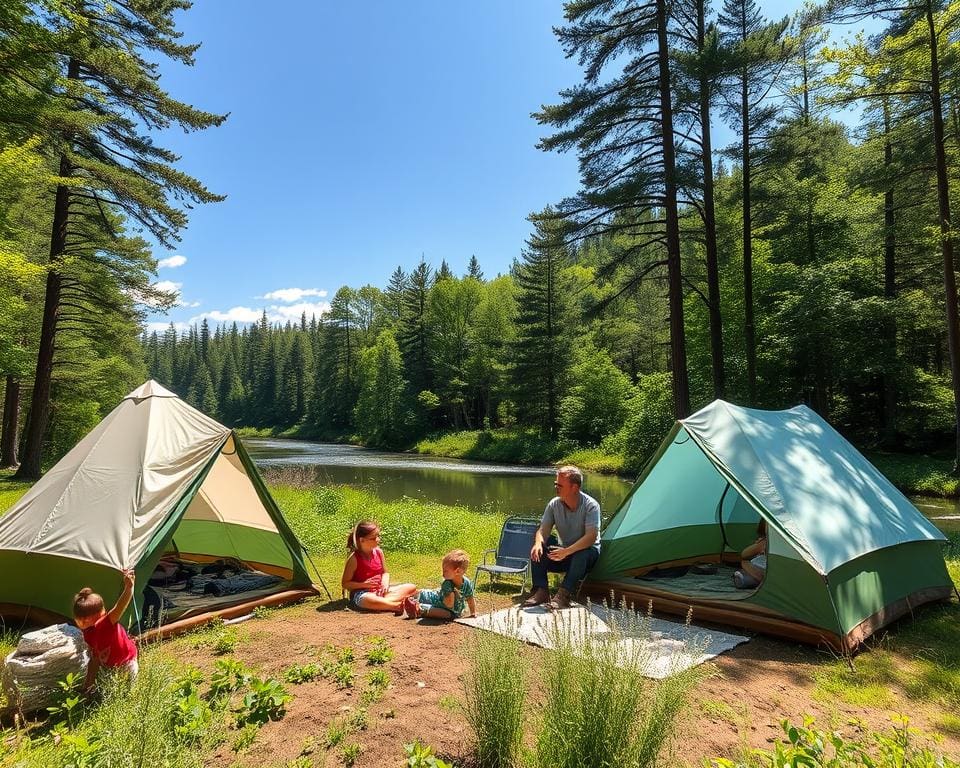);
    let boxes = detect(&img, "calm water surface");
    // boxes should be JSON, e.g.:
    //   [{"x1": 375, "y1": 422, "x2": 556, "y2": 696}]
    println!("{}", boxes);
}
[
  {"x1": 246, "y1": 438, "x2": 633, "y2": 517},
  {"x1": 246, "y1": 438, "x2": 959, "y2": 534}
]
